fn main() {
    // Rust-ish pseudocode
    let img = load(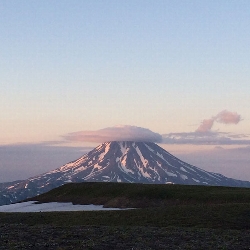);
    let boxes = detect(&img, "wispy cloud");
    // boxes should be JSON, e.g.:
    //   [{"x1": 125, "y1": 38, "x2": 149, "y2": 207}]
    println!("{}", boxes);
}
[
  {"x1": 196, "y1": 110, "x2": 242, "y2": 132},
  {"x1": 64, "y1": 125, "x2": 163, "y2": 143},
  {"x1": 63, "y1": 111, "x2": 247, "y2": 145},
  {"x1": 162, "y1": 131, "x2": 250, "y2": 145},
  {"x1": 162, "y1": 110, "x2": 248, "y2": 145}
]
